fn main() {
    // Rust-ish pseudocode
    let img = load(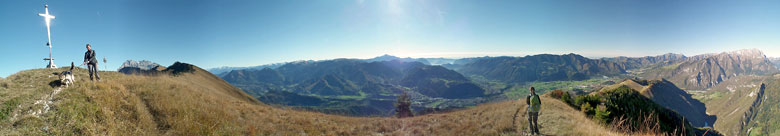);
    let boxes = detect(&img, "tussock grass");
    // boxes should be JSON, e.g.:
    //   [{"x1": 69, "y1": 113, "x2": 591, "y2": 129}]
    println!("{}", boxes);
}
[
  {"x1": 1, "y1": 67, "x2": 629, "y2": 135},
  {"x1": 0, "y1": 68, "x2": 75, "y2": 135}
]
